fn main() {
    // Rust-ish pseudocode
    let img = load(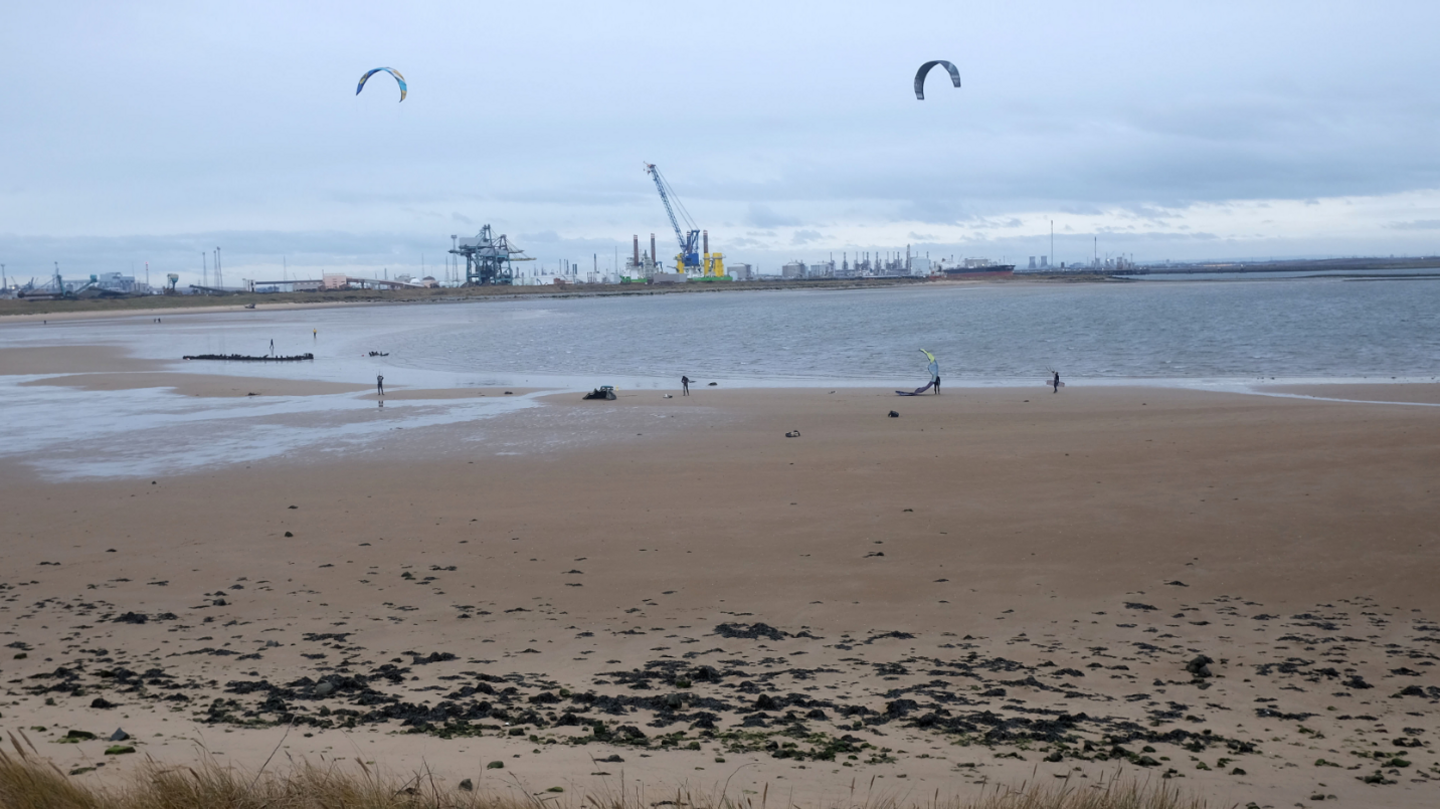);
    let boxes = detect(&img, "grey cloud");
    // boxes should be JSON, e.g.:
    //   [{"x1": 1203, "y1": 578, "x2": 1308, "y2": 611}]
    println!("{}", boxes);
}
[
  {"x1": 791, "y1": 230, "x2": 823, "y2": 245},
  {"x1": 1387, "y1": 220, "x2": 1440, "y2": 230},
  {"x1": 746, "y1": 204, "x2": 801, "y2": 228}
]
